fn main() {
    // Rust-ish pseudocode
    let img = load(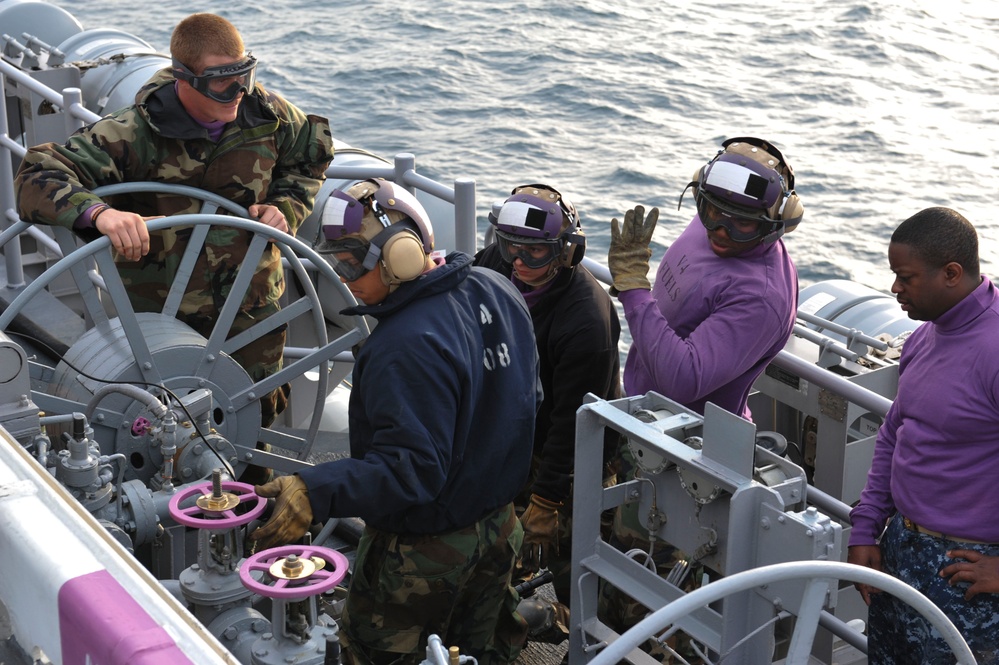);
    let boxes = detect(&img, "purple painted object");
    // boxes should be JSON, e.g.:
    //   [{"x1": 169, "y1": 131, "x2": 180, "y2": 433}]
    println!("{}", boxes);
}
[
  {"x1": 58, "y1": 569, "x2": 196, "y2": 664},
  {"x1": 240, "y1": 545, "x2": 349, "y2": 599},
  {"x1": 168, "y1": 480, "x2": 267, "y2": 529},
  {"x1": 130, "y1": 417, "x2": 151, "y2": 436}
]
